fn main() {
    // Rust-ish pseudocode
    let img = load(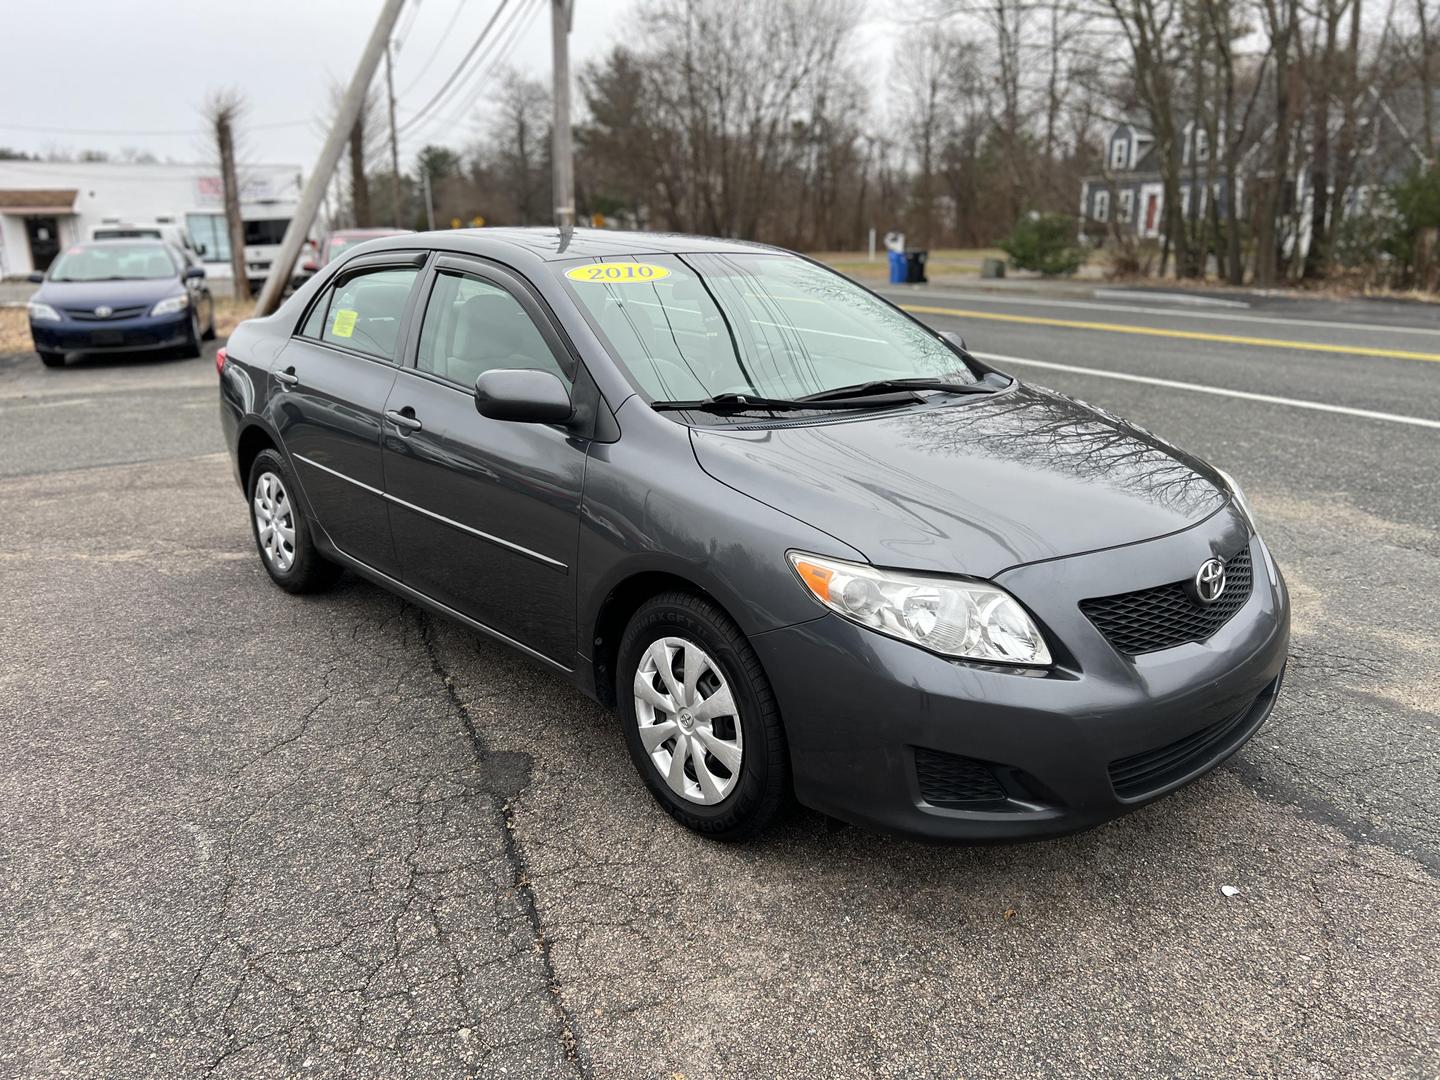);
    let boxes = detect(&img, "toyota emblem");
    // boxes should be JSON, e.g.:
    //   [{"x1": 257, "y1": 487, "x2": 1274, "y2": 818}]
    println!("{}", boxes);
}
[
  {"x1": 1194, "y1": 558, "x2": 1227, "y2": 604},
  {"x1": 94, "y1": 305, "x2": 112, "y2": 317}
]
